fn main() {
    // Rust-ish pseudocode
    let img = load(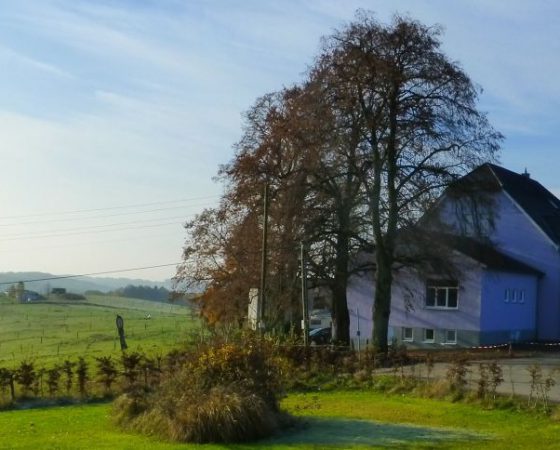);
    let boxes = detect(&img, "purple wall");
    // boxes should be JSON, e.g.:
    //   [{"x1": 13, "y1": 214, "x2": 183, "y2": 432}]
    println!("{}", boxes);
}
[
  {"x1": 440, "y1": 191, "x2": 560, "y2": 340},
  {"x1": 347, "y1": 255, "x2": 484, "y2": 341},
  {"x1": 490, "y1": 192, "x2": 560, "y2": 340},
  {"x1": 388, "y1": 262, "x2": 482, "y2": 331},
  {"x1": 347, "y1": 272, "x2": 374, "y2": 343},
  {"x1": 480, "y1": 270, "x2": 538, "y2": 338}
]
